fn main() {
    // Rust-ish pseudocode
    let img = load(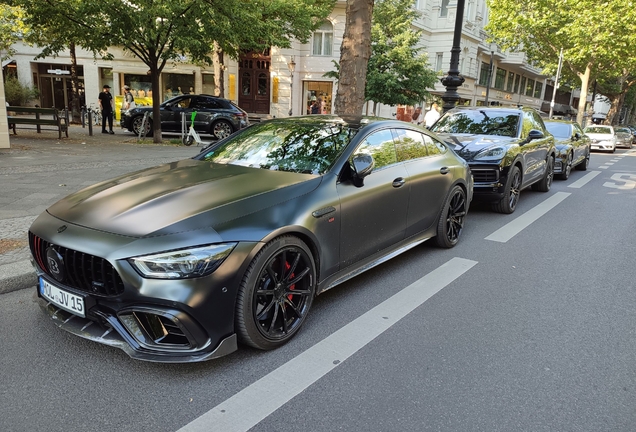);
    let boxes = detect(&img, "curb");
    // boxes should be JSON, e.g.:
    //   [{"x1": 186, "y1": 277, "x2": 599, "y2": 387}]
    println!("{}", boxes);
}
[{"x1": 0, "y1": 260, "x2": 37, "y2": 294}]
